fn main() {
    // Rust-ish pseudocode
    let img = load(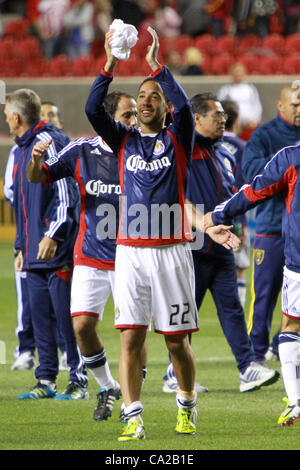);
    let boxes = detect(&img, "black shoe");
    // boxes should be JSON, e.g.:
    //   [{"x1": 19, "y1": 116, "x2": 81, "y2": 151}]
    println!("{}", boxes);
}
[{"x1": 93, "y1": 385, "x2": 121, "y2": 421}]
